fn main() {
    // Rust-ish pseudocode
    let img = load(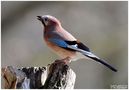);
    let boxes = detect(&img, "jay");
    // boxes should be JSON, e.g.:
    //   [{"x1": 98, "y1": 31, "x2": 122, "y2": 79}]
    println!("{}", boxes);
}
[{"x1": 37, "y1": 15, "x2": 117, "y2": 72}]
